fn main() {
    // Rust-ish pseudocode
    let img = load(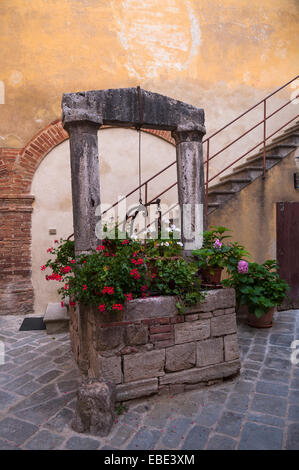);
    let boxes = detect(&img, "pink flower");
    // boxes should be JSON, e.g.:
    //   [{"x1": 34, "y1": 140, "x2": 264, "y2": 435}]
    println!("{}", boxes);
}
[
  {"x1": 238, "y1": 260, "x2": 248, "y2": 273},
  {"x1": 98, "y1": 304, "x2": 106, "y2": 312},
  {"x1": 213, "y1": 239, "x2": 222, "y2": 249},
  {"x1": 47, "y1": 248, "x2": 53, "y2": 253},
  {"x1": 54, "y1": 240, "x2": 59, "y2": 244},
  {"x1": 70, "y1": 259, "x2": 76, "y2": 264},
  {"x1": 41, "y1": 265, "x2": 46, "y2": 271}
]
